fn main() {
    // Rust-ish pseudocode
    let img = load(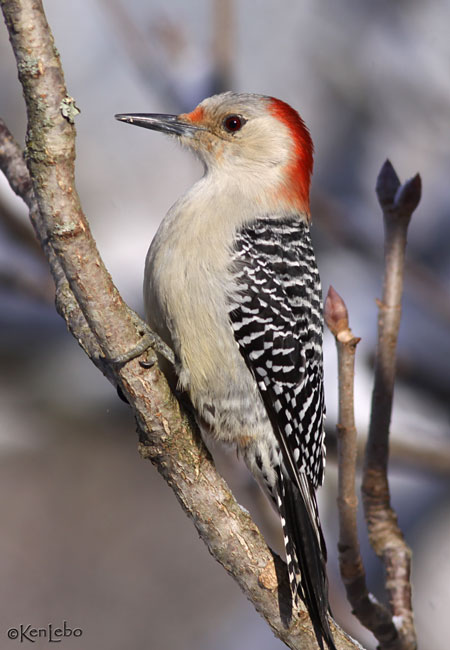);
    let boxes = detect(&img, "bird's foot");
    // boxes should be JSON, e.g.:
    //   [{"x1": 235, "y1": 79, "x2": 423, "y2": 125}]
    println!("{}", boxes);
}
[{"x1": 109, "y1": 320, "x2": 175, "y2": 367}]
